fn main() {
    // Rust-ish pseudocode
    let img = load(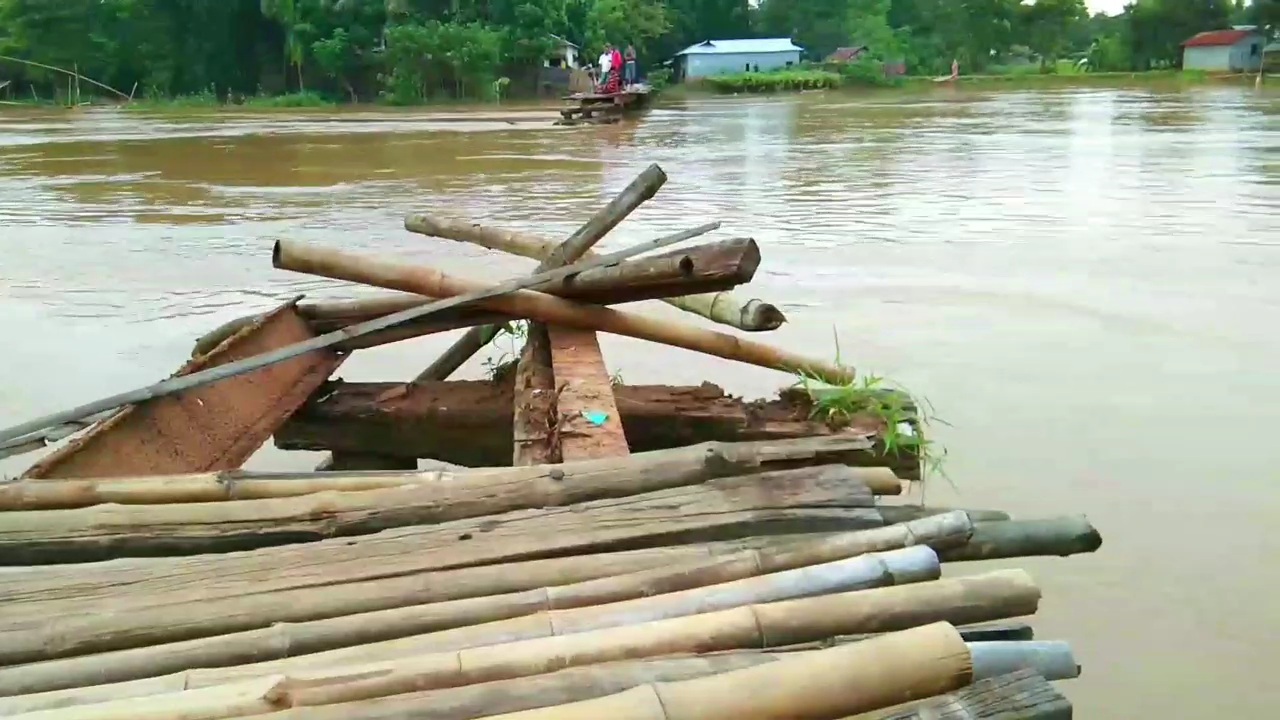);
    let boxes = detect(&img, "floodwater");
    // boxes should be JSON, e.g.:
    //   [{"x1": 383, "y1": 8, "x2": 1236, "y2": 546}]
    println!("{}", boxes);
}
[{"x1": 2, "y1": 87, "x2": 1278, "y2": 717}]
